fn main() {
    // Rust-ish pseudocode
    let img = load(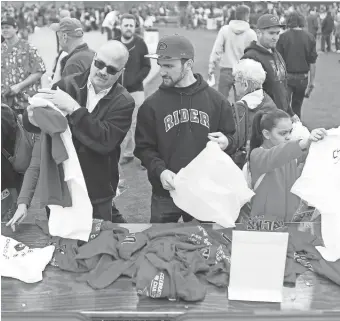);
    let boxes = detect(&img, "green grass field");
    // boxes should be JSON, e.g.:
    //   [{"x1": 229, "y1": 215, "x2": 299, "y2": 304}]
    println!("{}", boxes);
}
[{"x1": 27, "y1": 26, "x2": 340, "y2": 223}]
